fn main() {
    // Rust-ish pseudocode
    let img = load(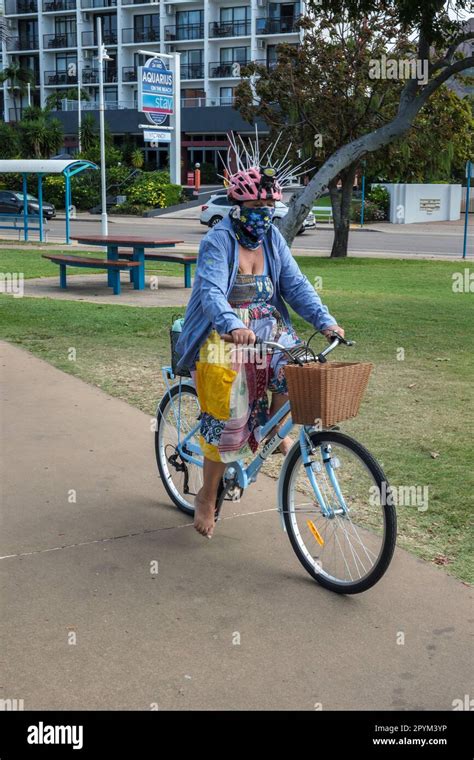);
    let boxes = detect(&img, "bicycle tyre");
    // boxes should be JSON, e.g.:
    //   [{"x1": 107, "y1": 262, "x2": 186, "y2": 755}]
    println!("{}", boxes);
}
[{"x1": 281, "y1": 430, "x2": 397, "y2": 594}]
